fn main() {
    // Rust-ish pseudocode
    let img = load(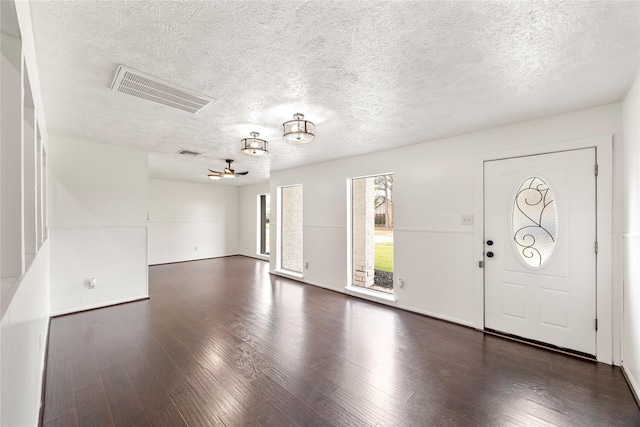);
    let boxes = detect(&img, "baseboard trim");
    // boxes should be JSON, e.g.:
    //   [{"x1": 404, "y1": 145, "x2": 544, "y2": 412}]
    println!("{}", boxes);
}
[
  {"x1": 51, "y1": 296, "x2": 149, "y2": 317},
  {"x1": 148, "y1": 254, "x2": 238, "y2": 266},
  {"x1": 621, "y1": 365, "x2": 640, "y2": 408},
  {"x1": 238, "y1": 254, "x2": 270, "y2": 262},
  {"x1": 38, "y1": 317, "x2": 51, "y2": 427},
  {"x1": 271, "y1": 274, "x2": 478, "y2": 330}
]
